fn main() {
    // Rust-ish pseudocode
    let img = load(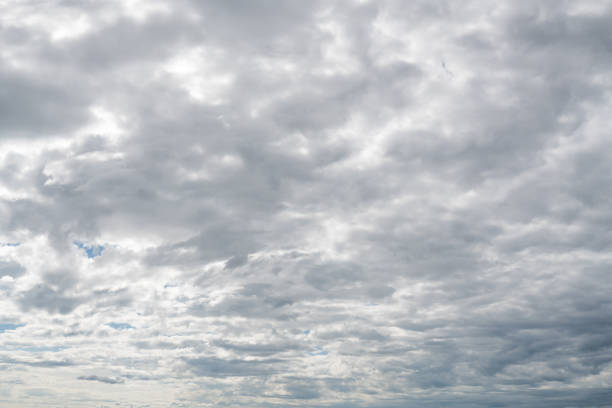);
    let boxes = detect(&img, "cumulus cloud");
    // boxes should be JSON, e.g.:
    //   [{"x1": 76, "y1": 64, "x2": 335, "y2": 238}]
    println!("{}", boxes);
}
[{"x1": 1, "y1": 0, "x2": 612, "y2": 407}]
